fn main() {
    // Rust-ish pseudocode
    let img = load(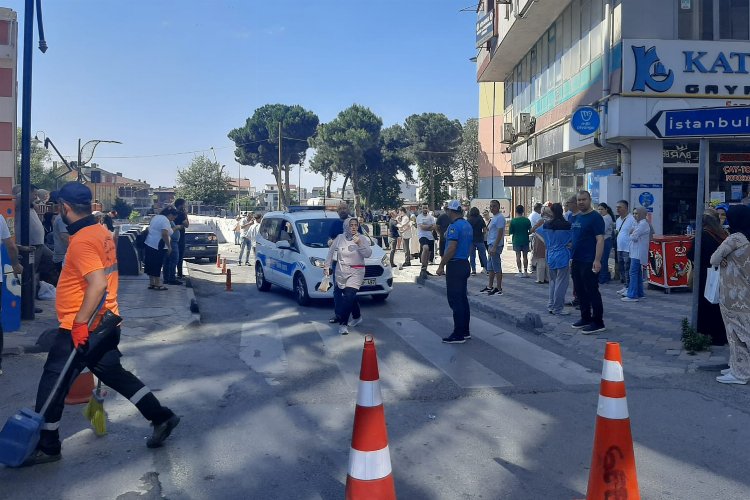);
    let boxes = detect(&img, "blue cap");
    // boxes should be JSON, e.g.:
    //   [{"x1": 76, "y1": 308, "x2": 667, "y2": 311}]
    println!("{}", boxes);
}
[
  {"x1": 446, "y1": 200, "x2": 462, "y2": 212},
  {"x1": 57, "y1": 182, "x2": 92, "y2": 205},
  {"x1": 48, "y1": 190, "x2": 59, "y2": 203}
]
